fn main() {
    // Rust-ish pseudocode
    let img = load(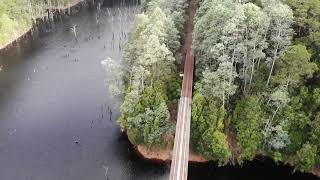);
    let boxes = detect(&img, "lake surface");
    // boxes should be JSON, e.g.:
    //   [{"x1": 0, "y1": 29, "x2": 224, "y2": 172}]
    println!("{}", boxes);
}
[{"x1": 0, "y1": 0, "x2": 318, "y2": 180}]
